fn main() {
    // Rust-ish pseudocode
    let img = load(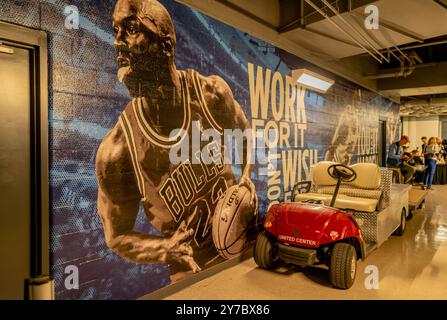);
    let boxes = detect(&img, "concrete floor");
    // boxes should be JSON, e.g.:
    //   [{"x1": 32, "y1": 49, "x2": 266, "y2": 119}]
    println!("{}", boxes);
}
[{"x1": 166, "y1": 185, "x2": 447, "y2": 300}]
